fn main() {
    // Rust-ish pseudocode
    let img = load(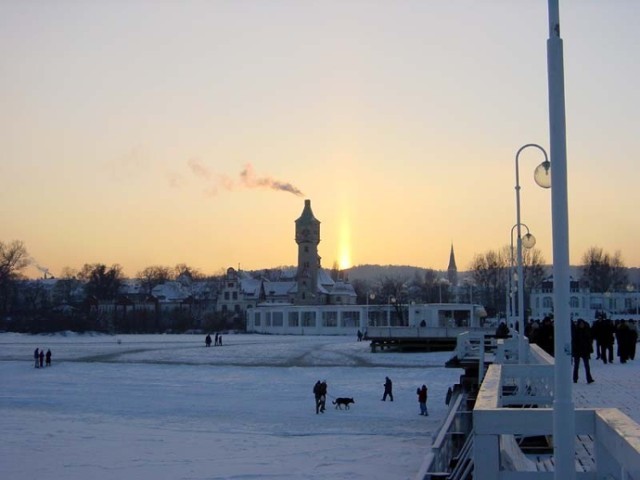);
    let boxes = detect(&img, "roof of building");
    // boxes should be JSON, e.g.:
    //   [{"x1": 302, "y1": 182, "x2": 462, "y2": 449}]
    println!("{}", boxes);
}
[
  {"x1": 151, "y1": 281, "x2": 189, "y2": 302},
  {"x1": 329, "y1": 281, "x2": 357, "y2": 297},
  {"x1": 295, "y1": 199, "x2": 320, "y2": 226}
]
